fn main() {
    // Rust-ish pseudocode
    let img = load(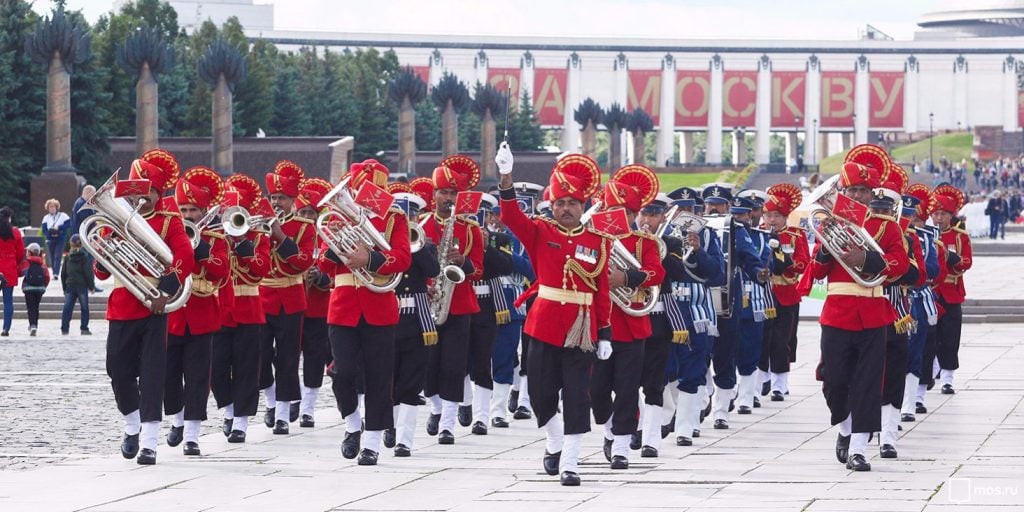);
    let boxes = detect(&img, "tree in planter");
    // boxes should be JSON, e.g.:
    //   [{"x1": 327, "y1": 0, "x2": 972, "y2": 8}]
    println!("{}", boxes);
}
[
  {"x1": 471, "y1": 83, "x2": 508, "y2": 183},
  {"x1": 507, "y1": 91, "x2": 545, "y2": 151},
  {"x1": 604, "y1": 102, "x2": 628, "y2": 170},
  {"x1": 431, "y1": 72, "x2": 469, "y2": 158},
  {"x1": 626, "y1": 108, "x2": 654, "y2": 166},
  {"x1": 388, "y1": 66, "x2": 428, "y2": 176},
  {"x1": 116, "y1": 26, "x2": 173, "y2": 155},
  {"x1": 574, "y1": 98, "x2": 603, "y2": 160},
  {"x1": 197, "y1": 38, "x2": 246, "y2": 175}
]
